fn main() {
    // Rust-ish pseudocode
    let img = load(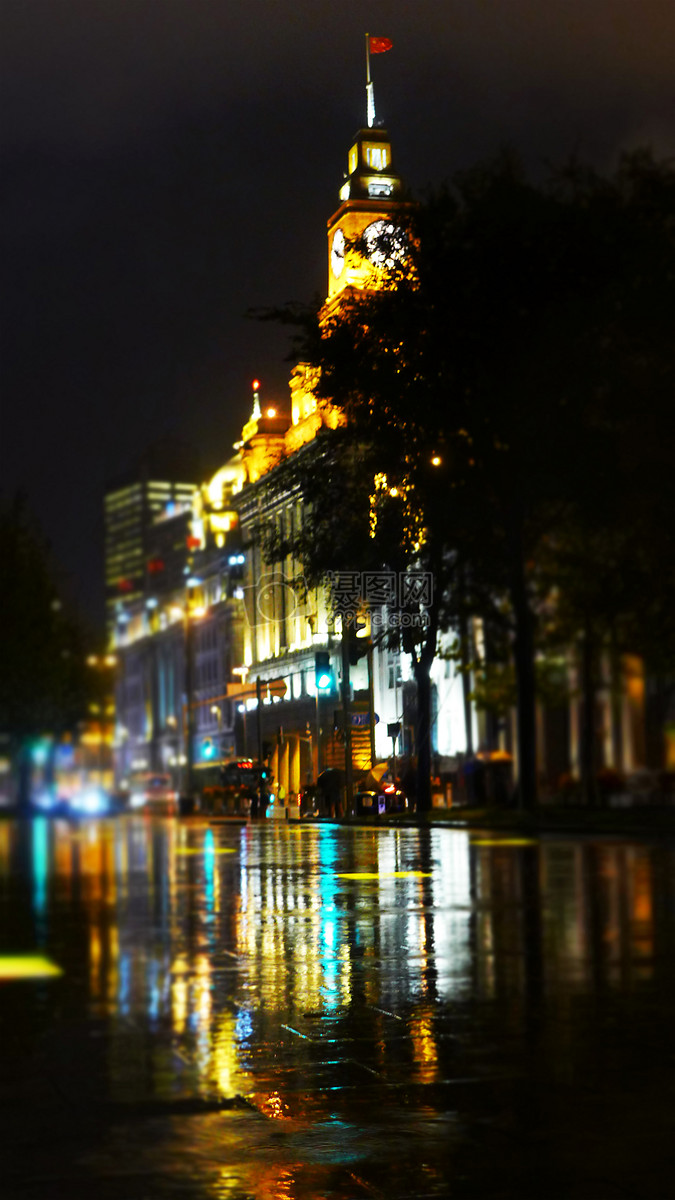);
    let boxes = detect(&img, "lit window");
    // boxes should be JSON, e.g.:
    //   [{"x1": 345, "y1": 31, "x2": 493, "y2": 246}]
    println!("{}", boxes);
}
[{"x1": 366, "y1": 146, "x2": 388, "y2": 170}]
